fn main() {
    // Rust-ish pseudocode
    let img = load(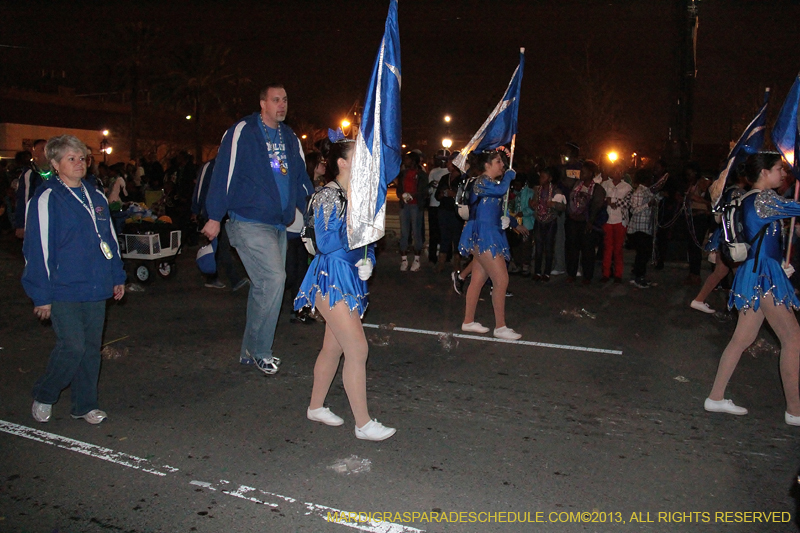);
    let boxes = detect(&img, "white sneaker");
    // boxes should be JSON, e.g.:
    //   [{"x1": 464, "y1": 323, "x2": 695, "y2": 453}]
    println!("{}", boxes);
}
[
  {"x1": 71, "y1": 409, "x2": 108, "y2": 424},
  {"x1": 690, "y1": 300, "x2": 716, "y2": 314},
  {"x1": 550, "y1": 269, "x2": 565, "y2": 276},
  {"x1": 410, "y1": 256, "x2": 421, "y2": 272},
  {"x1": 400, "y1": 256, "x2": 408, "y2": 271},
  {"x1": 704, "y1": 398, "x2": 747, "y2": 415},
  {"x1": 461, "y1": 322, "x2": 489, "y2": 333},
  {"x1": 32, "y1": 401, "x2": 51, "y2": 423},
  {"x1": 307, "y1": 407, "x2": 344, "y2": 426},
  {"x1": 493, "y1": 326, "x2": 522, "y2": 340},
  {"x1": 786, "y1": 412, "x2": 800, "y2": 426},
  {"x1": 355, "y1": 419, "x2": 396, "y2": 441}
]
